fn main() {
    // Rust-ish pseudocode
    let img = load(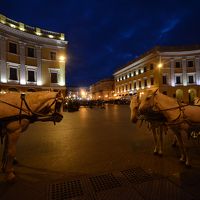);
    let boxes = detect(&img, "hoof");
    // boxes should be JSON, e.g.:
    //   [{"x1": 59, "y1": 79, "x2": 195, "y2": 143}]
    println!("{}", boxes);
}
[
  {"x1": 158, "y1": 153, "x2": 163, "y2": 157},
  {"x1": 185, "y1": 163, "x2": 192, "y2": 168},
  {"x1": 153, "y1": 151, "x2": 158, "y2": 155}
]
